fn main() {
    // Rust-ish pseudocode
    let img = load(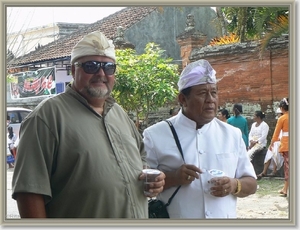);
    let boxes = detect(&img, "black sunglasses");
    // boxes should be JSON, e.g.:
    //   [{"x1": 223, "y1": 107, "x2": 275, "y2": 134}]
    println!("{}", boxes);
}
[{"x1": 74, "y1": 61, "x2": 116, "y2": 75}]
